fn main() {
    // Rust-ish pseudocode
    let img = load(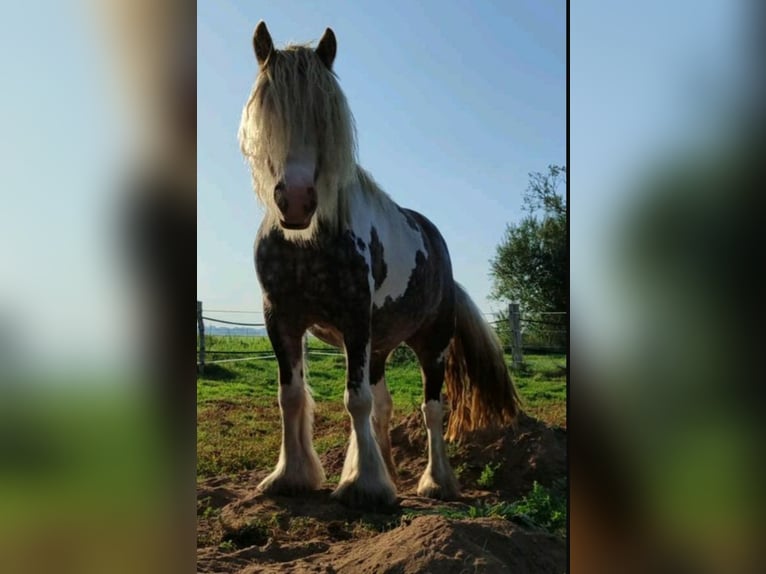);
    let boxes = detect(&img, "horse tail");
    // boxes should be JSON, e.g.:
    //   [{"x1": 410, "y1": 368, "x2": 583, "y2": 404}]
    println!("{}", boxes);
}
[{"x1": 443, "y1": 283, "x2": 521, "y2": 441}]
